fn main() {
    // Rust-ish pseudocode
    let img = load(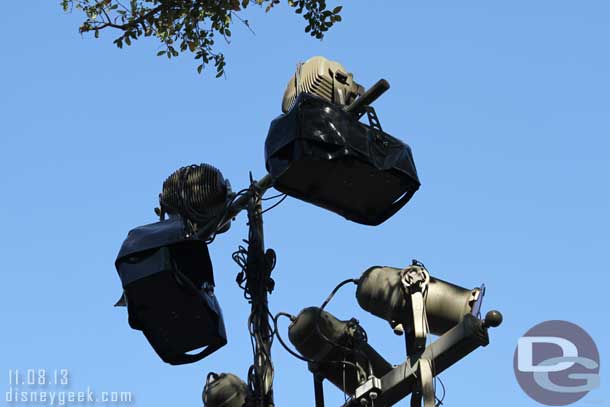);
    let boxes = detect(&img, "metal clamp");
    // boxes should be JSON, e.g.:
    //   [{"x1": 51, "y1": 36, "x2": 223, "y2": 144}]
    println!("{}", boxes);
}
[
  {"x1": 400, "y1": 266, "x2": 430, "y2": 355},
  {"x1": 354, "y1": 376, "x2": 382, "y2": 406}
]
